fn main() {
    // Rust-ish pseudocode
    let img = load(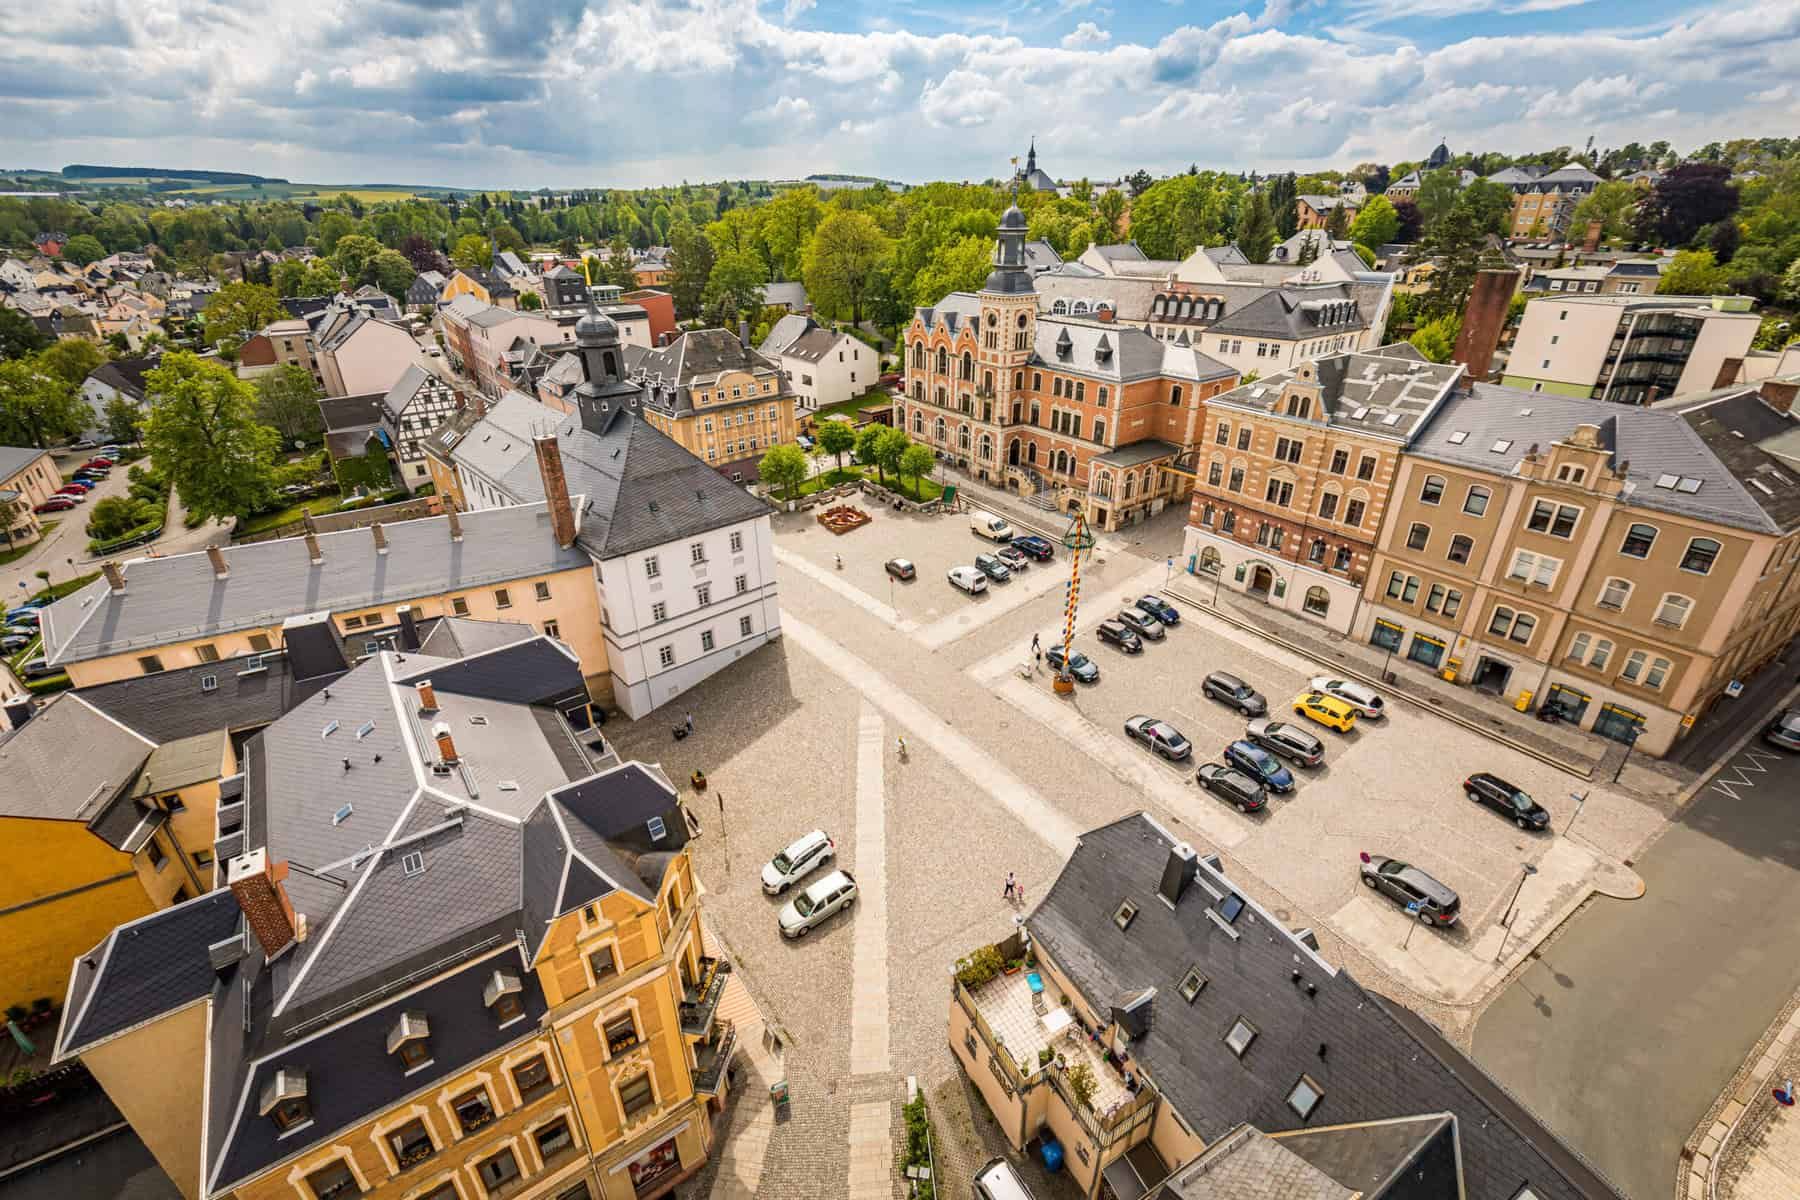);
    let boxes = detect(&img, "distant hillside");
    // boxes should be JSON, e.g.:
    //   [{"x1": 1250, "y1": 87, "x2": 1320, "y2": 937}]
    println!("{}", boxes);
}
[{"x1": 62, "y1": 164, "x2": 289, "y2": 185}]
